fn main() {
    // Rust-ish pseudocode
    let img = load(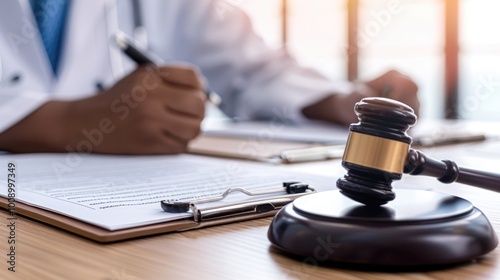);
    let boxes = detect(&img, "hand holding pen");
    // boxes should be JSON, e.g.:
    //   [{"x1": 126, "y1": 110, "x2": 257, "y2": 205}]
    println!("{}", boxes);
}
[
  {"x1": 68, "y1": 35, "x2": 210, "y2": 154},
  {"x1": 114, "y1": 32, "x2": 222, "y2": 106},
  {"x1": 0, "y1": 34, "x2": 209, "y2": 155},
  {"x1": 49, "y1": 31, "x2": 219, "y2": 155},
  {"x1": 0, "y1": 60, "x2": 206, "y2": 154}
]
